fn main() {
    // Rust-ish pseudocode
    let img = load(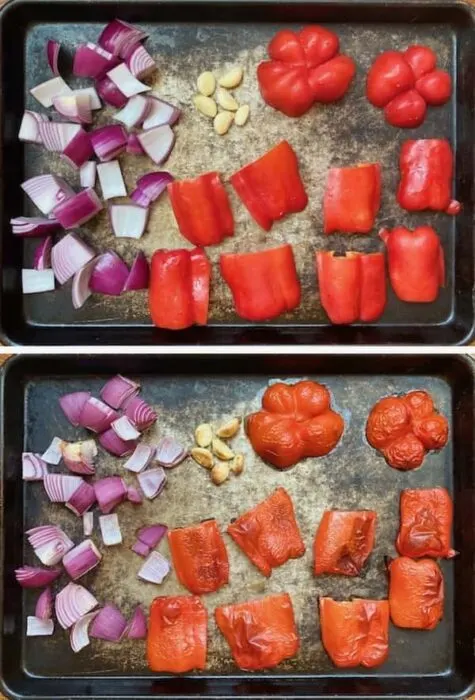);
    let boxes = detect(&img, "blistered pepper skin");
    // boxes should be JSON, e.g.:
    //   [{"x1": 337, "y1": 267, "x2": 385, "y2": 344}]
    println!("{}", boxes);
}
[
  {"x1": 396, "y1": 488, "x2": 456, "y2": 559},
  {"x1": 314, "y1": 510, "x2": 377, "y2": 576},
  {"x1": 388, "y1": 557, "x2": 444, "y2": 630}
]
